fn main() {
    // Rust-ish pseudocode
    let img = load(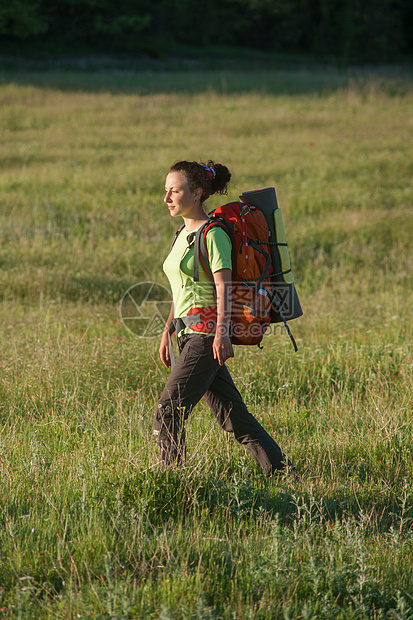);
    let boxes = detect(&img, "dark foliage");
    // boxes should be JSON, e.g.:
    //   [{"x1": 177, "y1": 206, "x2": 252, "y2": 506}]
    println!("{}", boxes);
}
[{"x1": 0, "y1": 0, "x2": 412, "y2": 63}]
